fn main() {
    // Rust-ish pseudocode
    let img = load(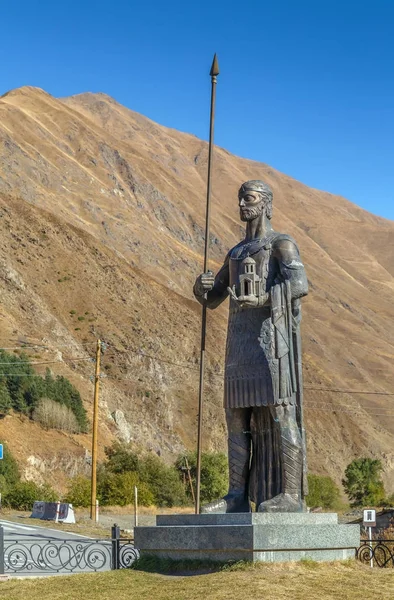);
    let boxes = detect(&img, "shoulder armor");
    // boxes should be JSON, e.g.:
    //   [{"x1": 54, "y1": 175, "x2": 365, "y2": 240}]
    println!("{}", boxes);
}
[{"x1": 271, "y1": 233, "x2": 298, "y2": 249}]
